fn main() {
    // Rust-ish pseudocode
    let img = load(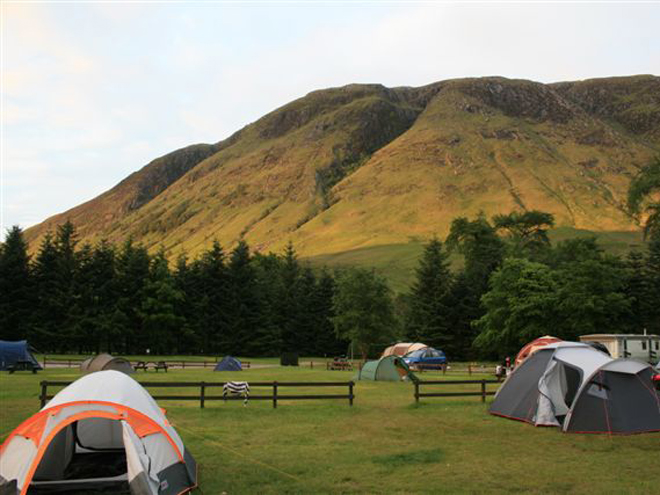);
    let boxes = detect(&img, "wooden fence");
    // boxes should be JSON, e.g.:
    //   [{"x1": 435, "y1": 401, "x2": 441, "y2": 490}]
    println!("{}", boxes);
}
[
  {"x1": 39, "y1": 380, "x2": 354, "y2": 409},
  {"x1": 413, "y1": 379, "x2": 500, "y2": 403},
  {"x1": 41, "y1": 357, "x2": 251, "y2": 370}
]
